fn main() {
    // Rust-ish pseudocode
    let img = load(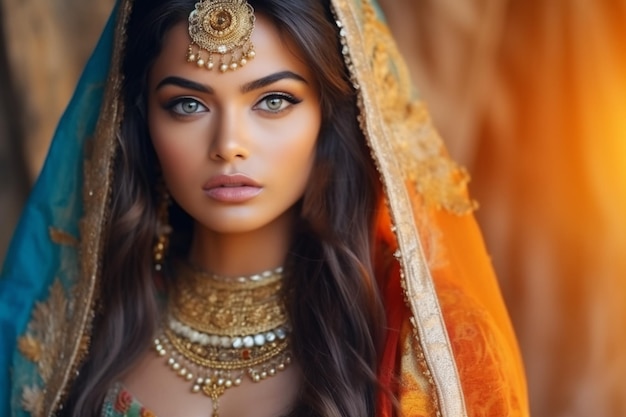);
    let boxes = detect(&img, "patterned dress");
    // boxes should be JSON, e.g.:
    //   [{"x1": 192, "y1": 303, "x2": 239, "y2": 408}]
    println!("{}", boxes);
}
[{"x1": 102, "y1": 384, "x2": 156, "y2": 417}]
